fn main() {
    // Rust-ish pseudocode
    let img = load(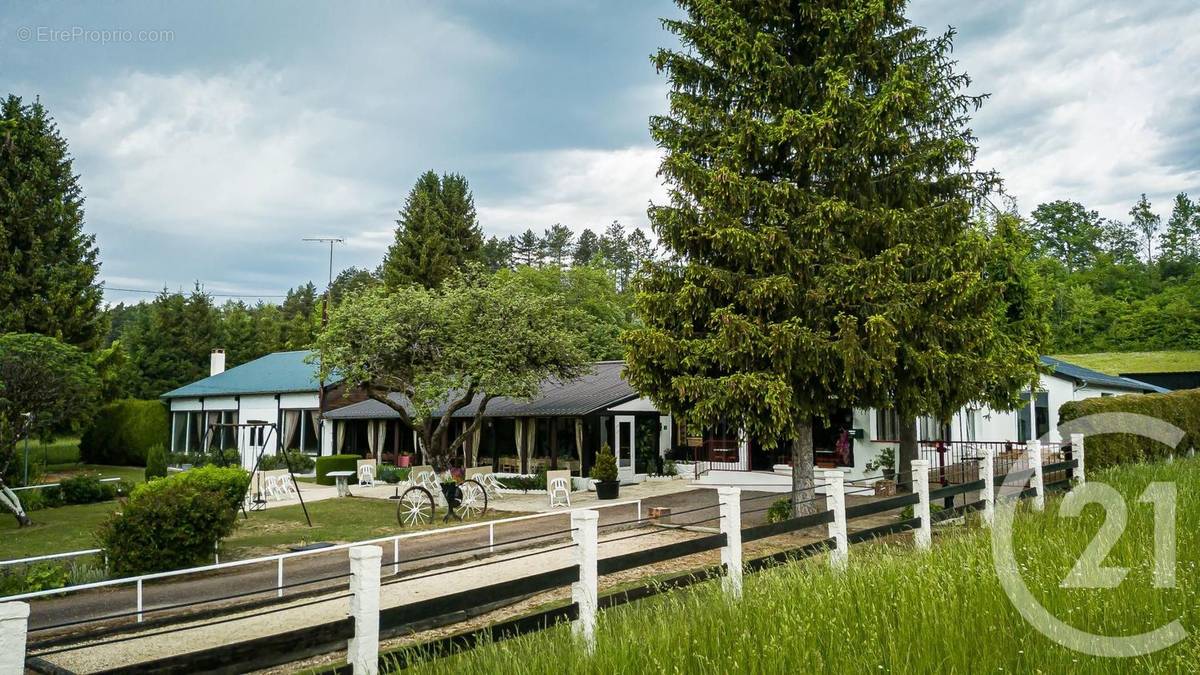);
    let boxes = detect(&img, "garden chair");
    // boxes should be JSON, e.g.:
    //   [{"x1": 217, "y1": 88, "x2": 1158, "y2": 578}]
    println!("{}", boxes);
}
[
  {"x1": 546, "y1": 469, "x2": 571, "y2": 508},
  {"x1": 466, "y1": 466, "x2": 505, "y2": 499},
  {"x1": 357, "y1": 460, "x2": 376, "y2": 487}
]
